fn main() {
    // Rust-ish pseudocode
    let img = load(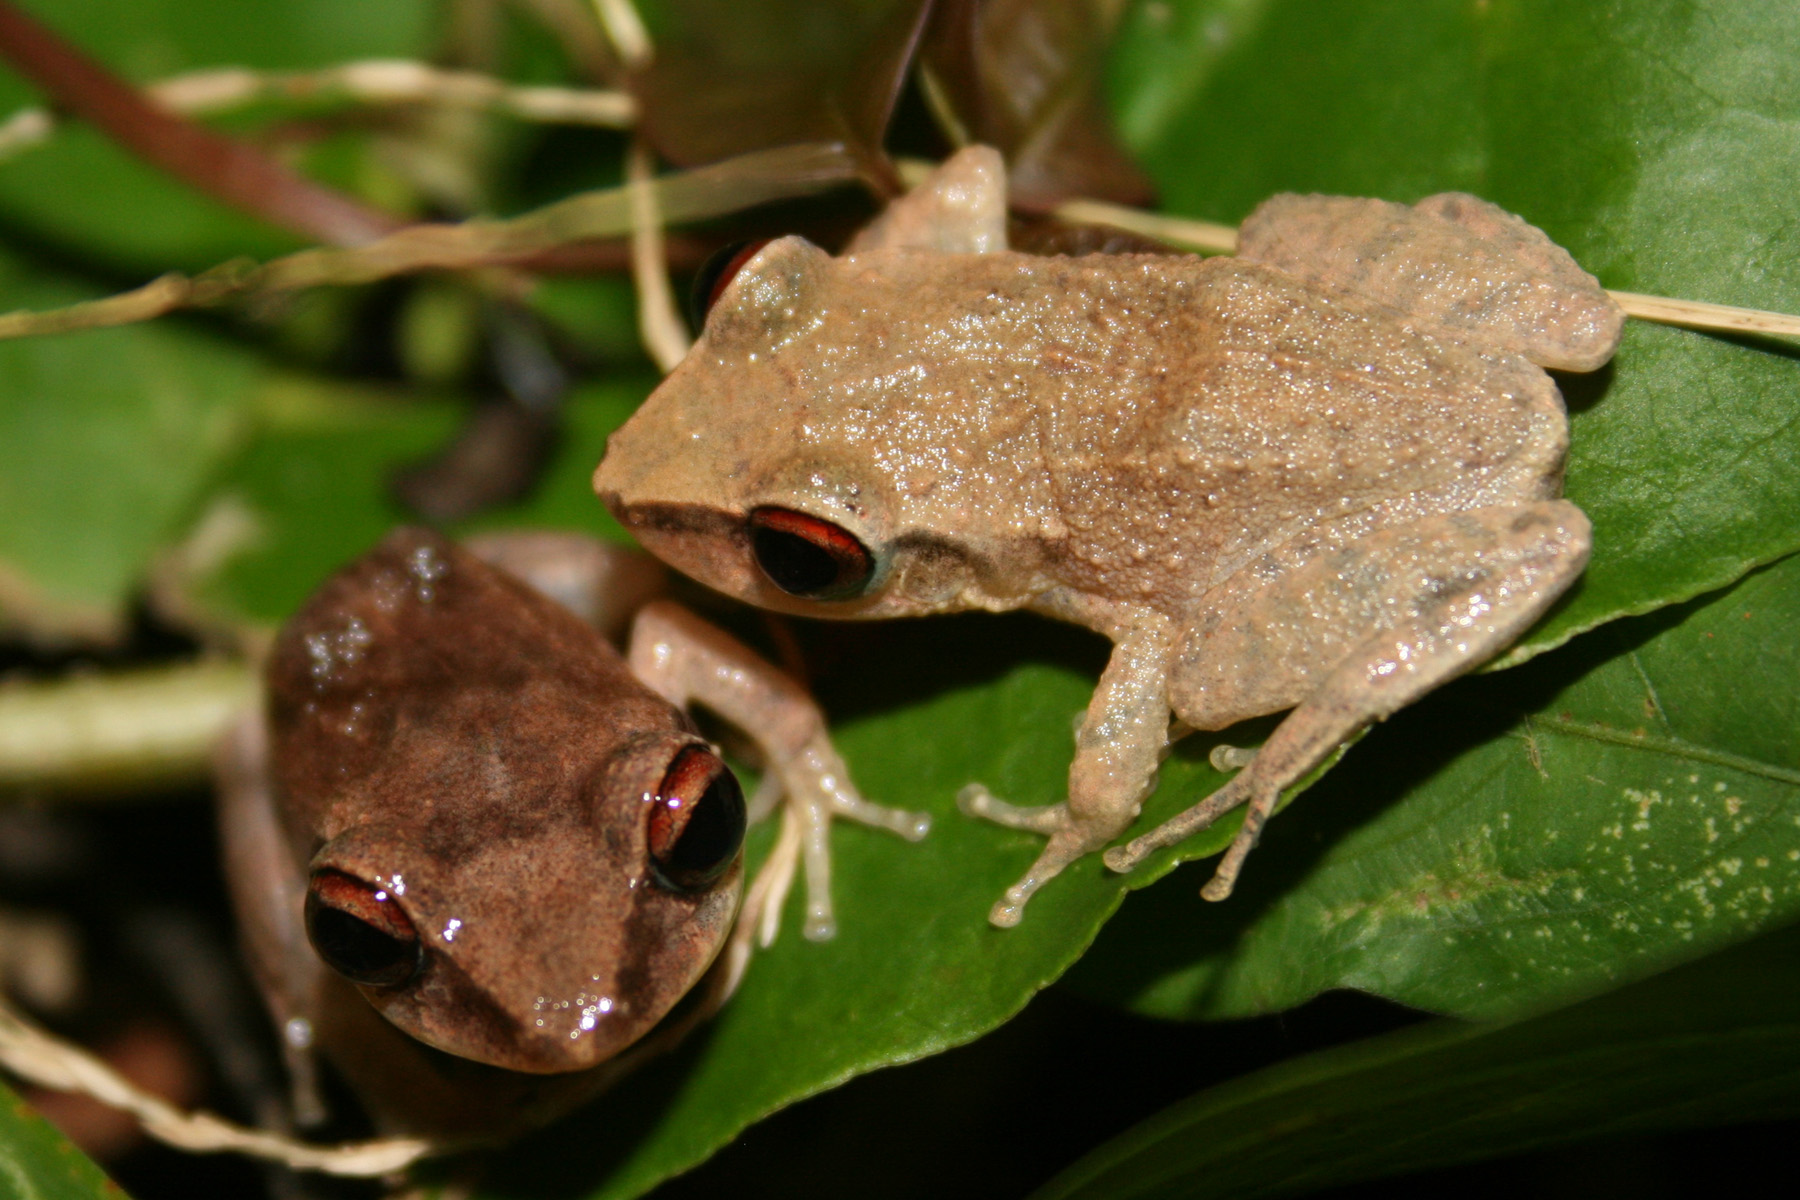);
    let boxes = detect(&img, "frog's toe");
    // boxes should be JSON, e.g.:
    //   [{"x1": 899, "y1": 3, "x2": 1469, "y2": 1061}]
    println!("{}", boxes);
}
[
  {"x1": 988, "y1": 873, "x2": 1046, "y2": 928},
  {"x1": 1209, "y1": 742, "x2": 1258, "y2": 772},
  {"x1": 802, "y1": 903, "x2": 837, "y2": 942},
  {"x1": 1100, "y1": 843, "x2": 1141, "y2": 873},
  {"x1": 836, "y1": 794, "x2": 931, "y2": 841},
  {"x1": 957, "y1": 783, "x2": 1070, "y2": 834},
  {"x1": 988, "y1": 894, "x2": 1025, "y2": 927},
  {"x1": 984, "y1": 825, "x2": 1109, "y2": 927}
]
